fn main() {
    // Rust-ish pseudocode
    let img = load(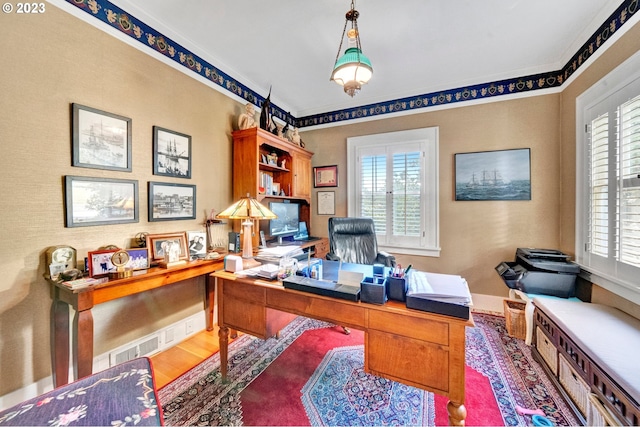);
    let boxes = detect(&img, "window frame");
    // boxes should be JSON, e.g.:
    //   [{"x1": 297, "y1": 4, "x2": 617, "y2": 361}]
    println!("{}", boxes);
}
[
  {"x1": 347, "y1": 127, "x2": 440, "y2": 257},
  {"x1": 576, "y1": 49, "x2": 640, "y2": 305}
]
